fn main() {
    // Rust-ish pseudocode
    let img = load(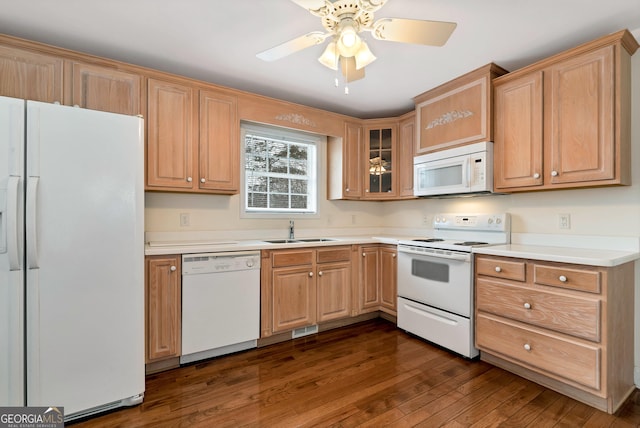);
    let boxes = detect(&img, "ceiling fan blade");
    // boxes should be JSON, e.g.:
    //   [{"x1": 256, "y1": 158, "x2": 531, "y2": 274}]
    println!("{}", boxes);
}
[
  {"x1": 371, "y1": 18, "x2": 457, "y2": 46},
  {"x1": 256, "y1": 31, "x2": 329, "y2": 61},
  {"x1": 341, "y1": 57, "x2": 365, "y2": 83}
]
